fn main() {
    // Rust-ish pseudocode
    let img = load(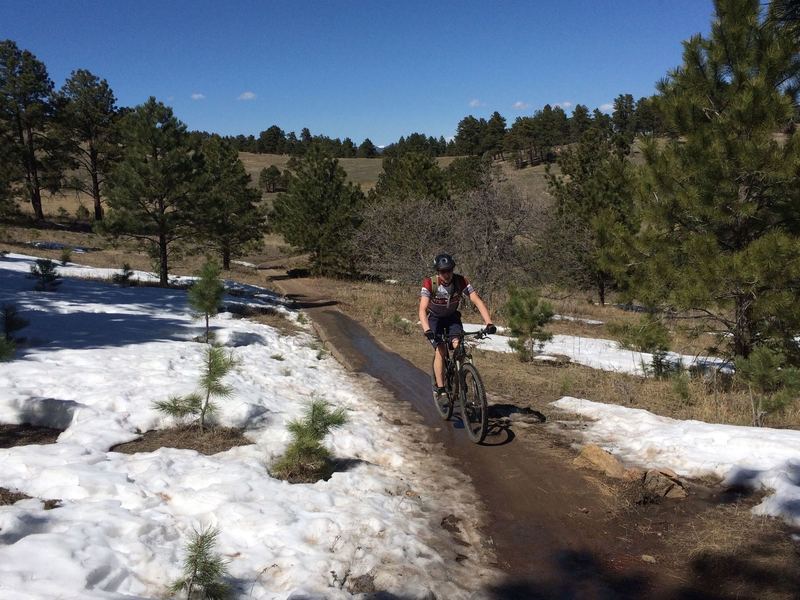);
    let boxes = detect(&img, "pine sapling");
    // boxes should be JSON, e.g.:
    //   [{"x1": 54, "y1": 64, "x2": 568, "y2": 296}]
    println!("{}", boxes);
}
[
  {"x1": 0, "y1": 338, "x2": 15, "y2": 362},
  {"x1": 2, "y1": 304, "x2": 29, "y2": 342},
  {"x1": 271, "y1": 397, "x2": 347, "y2": 482},
  {"x1": 170, "y1": 526, "x2": 229, "y2": 600},
  {"x1": 30, "y1": 259, "x2": 62, "y2": 291},
  {"x1": 737, "y1": 346, "x2": 800, "y2": 427},
  {"x1": 154, "y1": 346, "x2": 237, "y2": 432},
  {"x1": 188, "y1": 260, "x2": 225, "y2": 343},
  {"x1": 59, "y1": 246, "x2": 72, "y2": 265},
  {"x1": 505, "y1": 287, "x2": 554, "y2": 361},
  {"x1": 112, "y1": 263, "x2": 134, "y2": 286}
]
